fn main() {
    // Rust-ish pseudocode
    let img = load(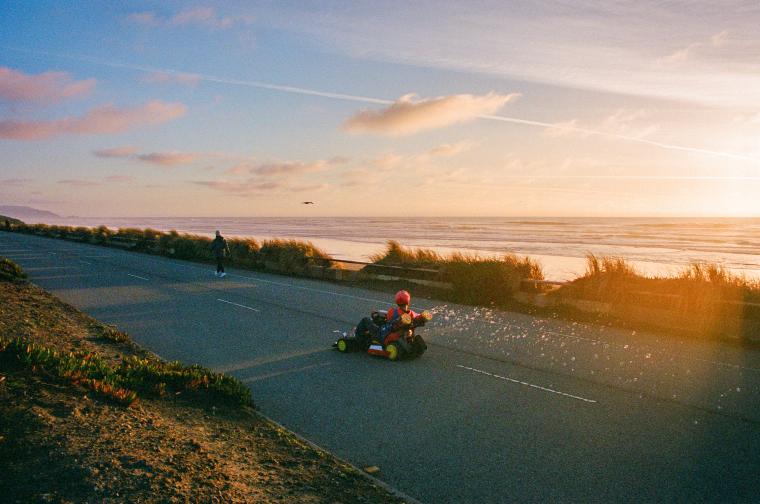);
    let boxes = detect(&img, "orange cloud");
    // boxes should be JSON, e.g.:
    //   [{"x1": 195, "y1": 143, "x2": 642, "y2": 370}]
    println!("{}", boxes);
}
[
  {"x1": 0, "y1": 101, "x2": 186, "y2": 140},
  {"x1": 343, "y1": 92, "x2": 519, "y2": 135},
  {"x1": 0, "y1": 66, "x2": 95, "y2": 104}
]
